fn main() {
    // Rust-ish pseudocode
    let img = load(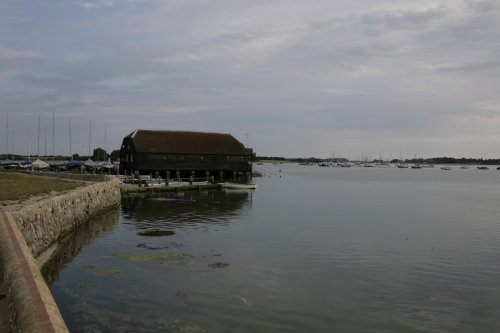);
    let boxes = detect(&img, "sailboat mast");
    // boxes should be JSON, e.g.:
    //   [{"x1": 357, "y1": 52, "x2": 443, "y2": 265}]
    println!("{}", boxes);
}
[
  {"x1": 52, "y1": 112, "x2": 55, "y2": 161},
  {"x1": 89, "y1": 118, "x2": 92, "y2": 157},
  {"x1": 104, "y1": 119, "x2": 107, "y2": 161},
  {"x1": 5, "y1": 113, "x2": 8, "y2": 158},
  {"x1": 11, "y1": 131, "x2": 15, "y2": 160},
  {"x1": 69, "y1": 118, "x2": 72, "y2": 159},
  {"x1": 37, "y1": 114, "x2": 40, "y2": 158}
]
